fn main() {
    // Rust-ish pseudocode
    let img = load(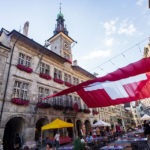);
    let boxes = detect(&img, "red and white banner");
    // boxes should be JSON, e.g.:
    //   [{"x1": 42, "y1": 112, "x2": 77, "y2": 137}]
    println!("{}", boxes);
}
[{"x1": 42, "y1": 57, "x2": 150, "y2": 108}]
